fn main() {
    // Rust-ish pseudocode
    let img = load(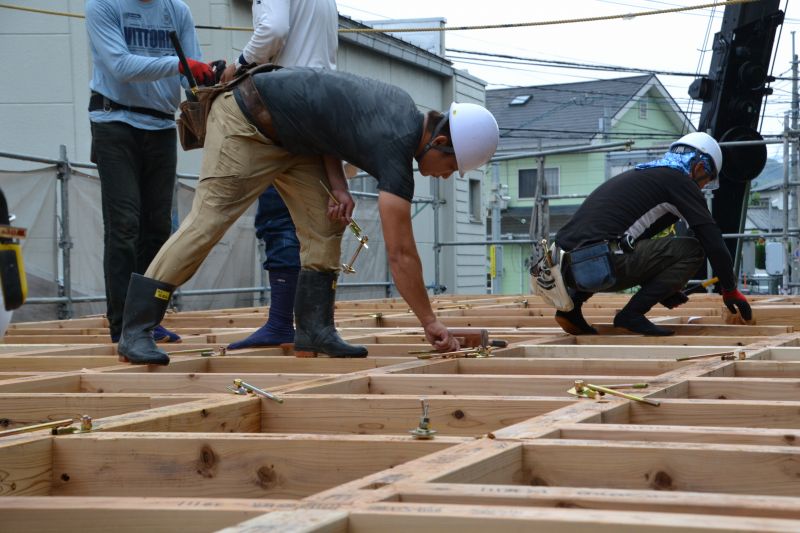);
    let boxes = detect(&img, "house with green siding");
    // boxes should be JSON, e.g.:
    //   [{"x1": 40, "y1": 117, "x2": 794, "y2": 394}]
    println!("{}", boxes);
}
[{"x1": 485, "y1": 75, "x2": 694, "y2": 294}]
